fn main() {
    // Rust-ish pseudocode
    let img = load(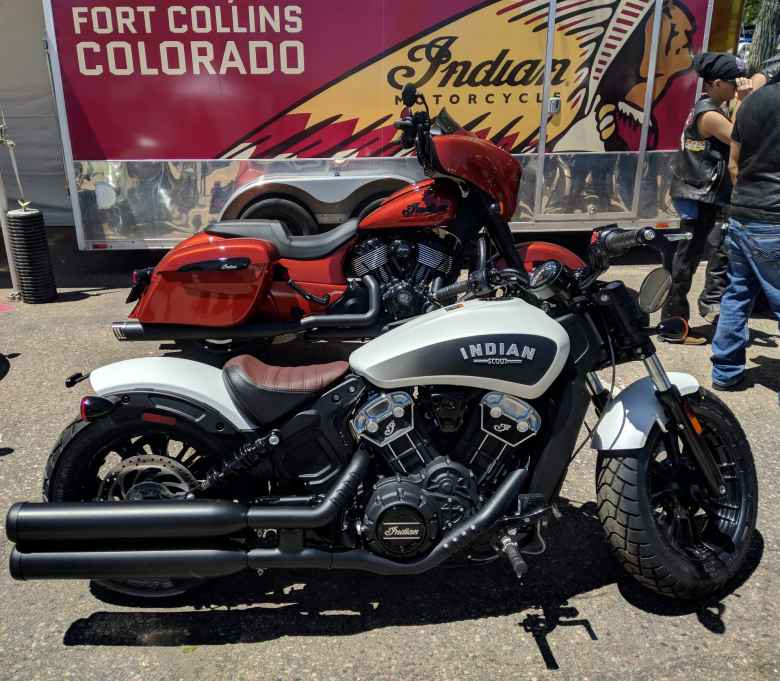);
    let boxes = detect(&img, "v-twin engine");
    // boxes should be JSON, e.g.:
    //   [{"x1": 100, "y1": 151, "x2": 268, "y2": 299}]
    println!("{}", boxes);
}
[
  {"x1": 351, "y1": 237, "x2": 453, "y2": 319},
  {"x1": 351, "y1": 390, "x2": 542, "y2": 560}
]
